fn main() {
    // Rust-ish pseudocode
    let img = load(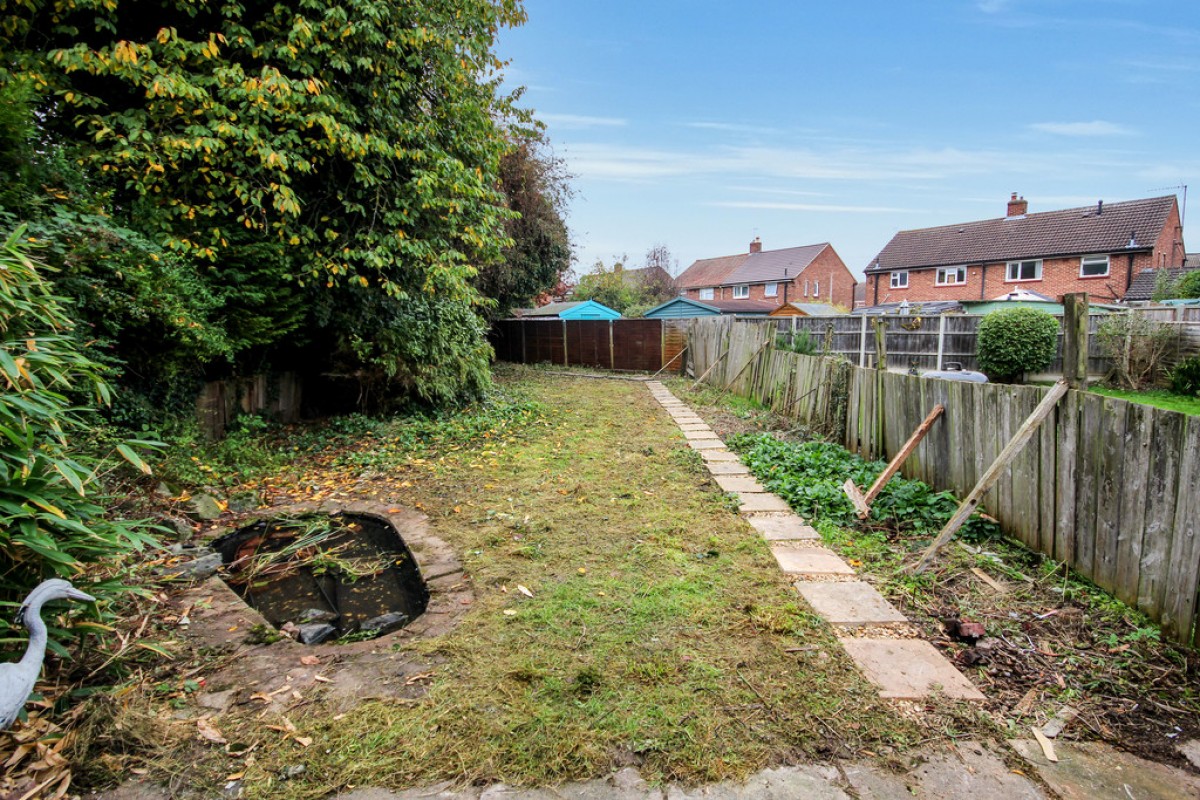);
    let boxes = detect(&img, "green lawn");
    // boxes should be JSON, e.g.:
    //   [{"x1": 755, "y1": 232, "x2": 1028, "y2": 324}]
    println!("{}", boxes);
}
[{"x1": 1087, "y1": 385, "x2": 1200, "y2": 416}]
